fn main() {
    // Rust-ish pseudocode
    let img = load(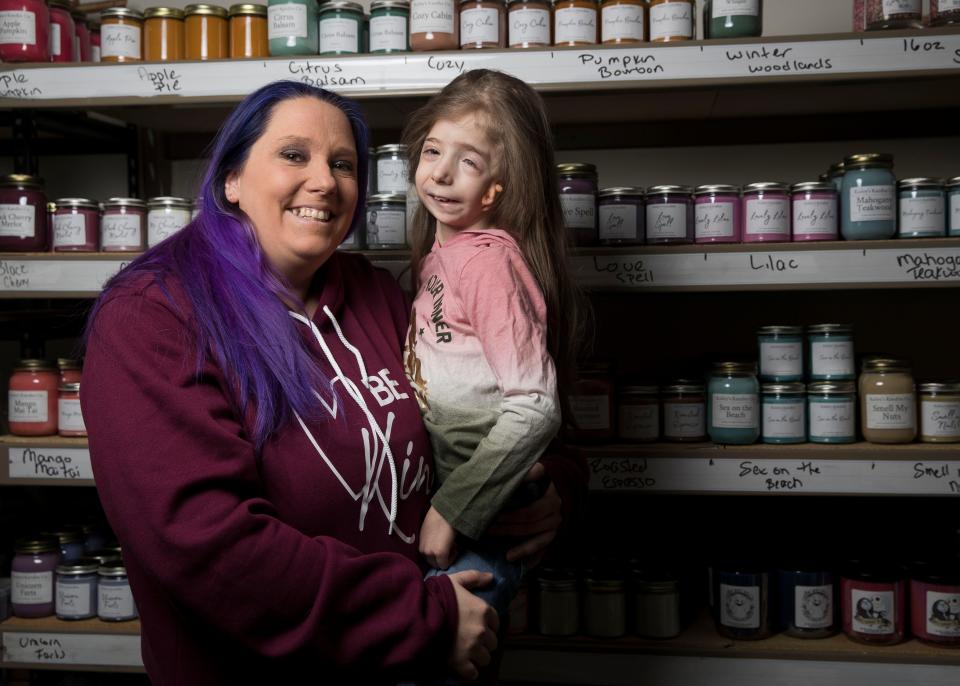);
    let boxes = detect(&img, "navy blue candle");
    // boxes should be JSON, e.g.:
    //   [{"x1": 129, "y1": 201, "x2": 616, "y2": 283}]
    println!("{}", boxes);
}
[
  {"x1": 777, "y1": 565, "x2": 836, "y2": 638},
  {"x1": 716, "y1": 564, "x2": 771, "y2": 640}
]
